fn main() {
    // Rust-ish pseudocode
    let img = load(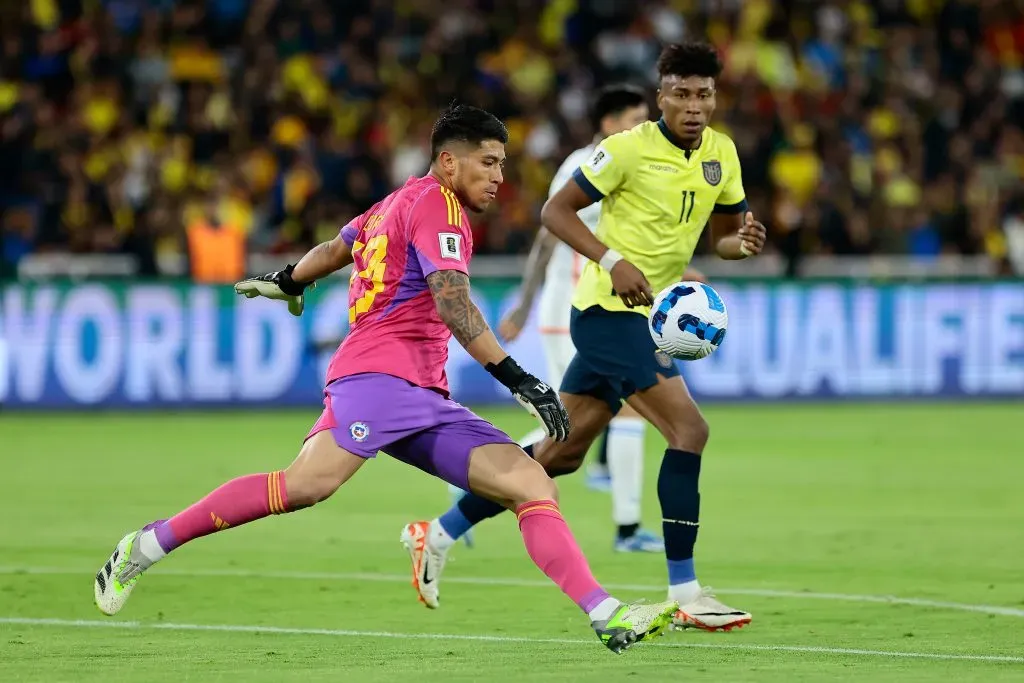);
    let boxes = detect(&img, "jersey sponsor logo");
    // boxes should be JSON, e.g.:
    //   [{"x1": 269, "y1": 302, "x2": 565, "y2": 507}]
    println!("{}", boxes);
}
[
  {"x1": 438, "y1": 232, "x2": 462, "y2": 260},
  {"x1": 349, "y1": 422, "x2": 370, "y2": 442},
  {"x1": 648, "y1": 163, "x2": 678, "y2": 173},
  {"x1": 585, "y1": 147, "x2": 612, "y2": 173},
  {"x1": 702, "y1": 160, "x2": 722, "y2": 186}
]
